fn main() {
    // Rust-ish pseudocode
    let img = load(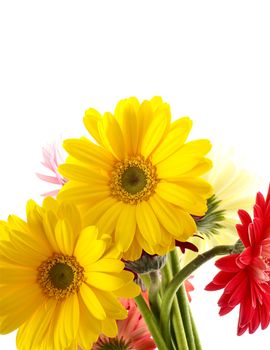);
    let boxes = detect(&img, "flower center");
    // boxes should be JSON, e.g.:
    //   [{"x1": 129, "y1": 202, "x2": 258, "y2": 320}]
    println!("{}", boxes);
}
[
  {"x1": 95, "y1": 337, "x2": 132, "y2": 350},
  {"x1": 37, "y1": 254, "x2": 85, "y2": 299},
  {"x1": 110, "y1": 156, "x2": 158, "y2": 204}
]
